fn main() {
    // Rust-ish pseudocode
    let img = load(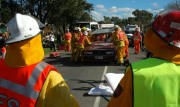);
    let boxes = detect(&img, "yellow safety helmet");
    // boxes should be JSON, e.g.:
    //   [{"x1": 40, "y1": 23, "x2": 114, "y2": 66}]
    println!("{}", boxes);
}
[{"x1": 81, "y1": 27, "x2": 87, "y2": 31}]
